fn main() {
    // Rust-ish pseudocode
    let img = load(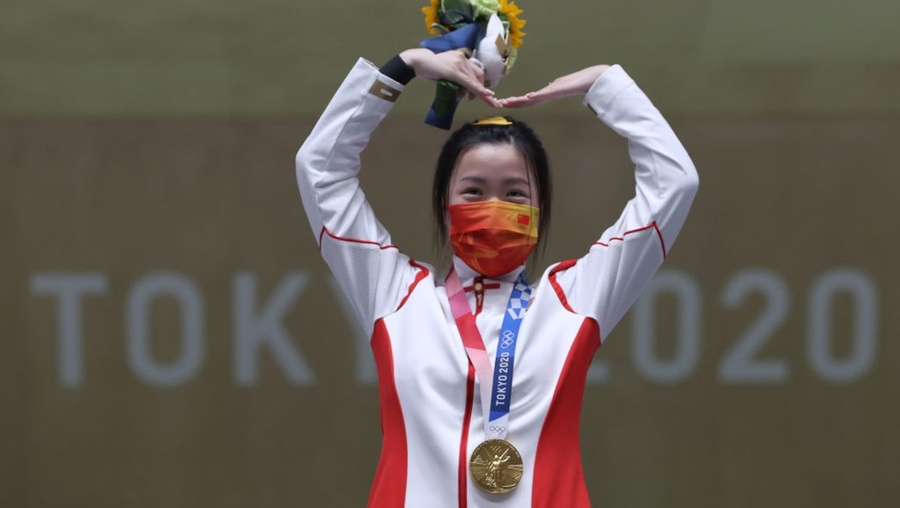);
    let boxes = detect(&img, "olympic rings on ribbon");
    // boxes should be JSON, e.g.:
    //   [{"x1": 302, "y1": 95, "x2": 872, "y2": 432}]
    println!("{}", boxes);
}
[{"x1": 500, "y1": 330, "x2": 515, "y2": 349}]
